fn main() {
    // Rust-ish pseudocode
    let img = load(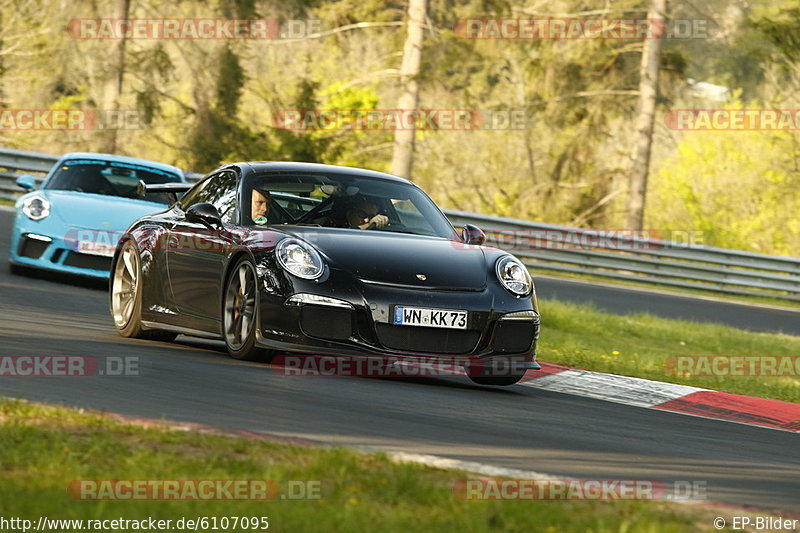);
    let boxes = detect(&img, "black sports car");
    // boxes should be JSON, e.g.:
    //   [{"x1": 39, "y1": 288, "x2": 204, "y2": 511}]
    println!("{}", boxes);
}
[{"x1": 109, "y1": 162, "x2": 540, "y2": 385}]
